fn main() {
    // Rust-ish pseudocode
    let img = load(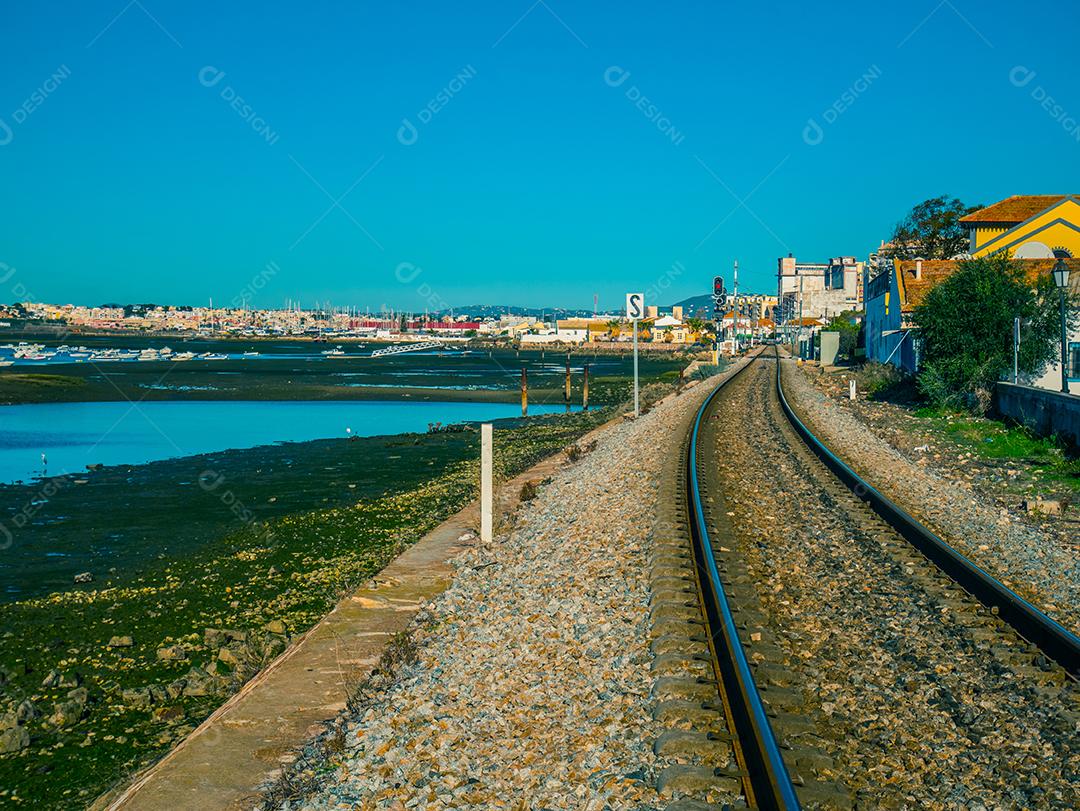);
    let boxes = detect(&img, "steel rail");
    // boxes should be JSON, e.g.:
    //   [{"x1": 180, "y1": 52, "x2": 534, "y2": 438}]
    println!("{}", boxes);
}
[
  {"x1": 775, "y1": 352, "x2": 1080, "y2": 679},
  {"x1": 687, "y1": 353, "x2": 802, "y2": 810}
]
